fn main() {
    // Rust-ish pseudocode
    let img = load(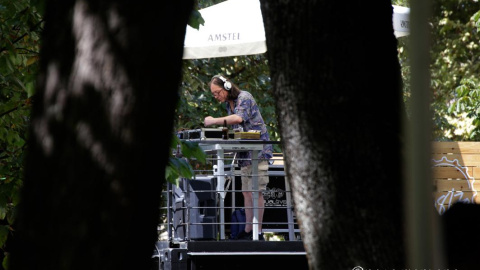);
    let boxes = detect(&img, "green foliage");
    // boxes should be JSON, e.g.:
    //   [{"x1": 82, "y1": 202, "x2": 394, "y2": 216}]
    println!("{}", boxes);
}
[
  {"x1": 393, "y1": 0, "x2": 480, "y2": 141},
  {"x1": 188, "y1": 9, "x2": 205, "y2": 30},
  {"x1": 446, "y1": 78, "x2": 480, "y2": 139},
  {"x1": 165, "y1": 136, "x2": 207, "y2": 185},
  {"x1": 0, "y1": 0, "x2": 43, "y2": 266},
  {"x1": 429, "y1": 0, "x2": 480, "y2": 141}
]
